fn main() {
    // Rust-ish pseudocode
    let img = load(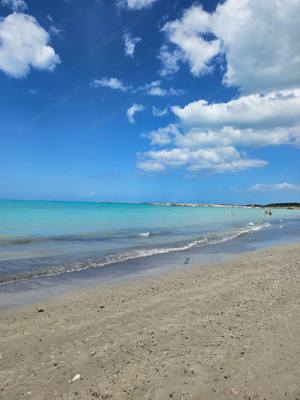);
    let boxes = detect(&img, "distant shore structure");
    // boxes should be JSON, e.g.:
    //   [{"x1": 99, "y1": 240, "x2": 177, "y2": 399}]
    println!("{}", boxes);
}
[{"x1": 144, "y1": 202, "x2": 300, "y2": 209}]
